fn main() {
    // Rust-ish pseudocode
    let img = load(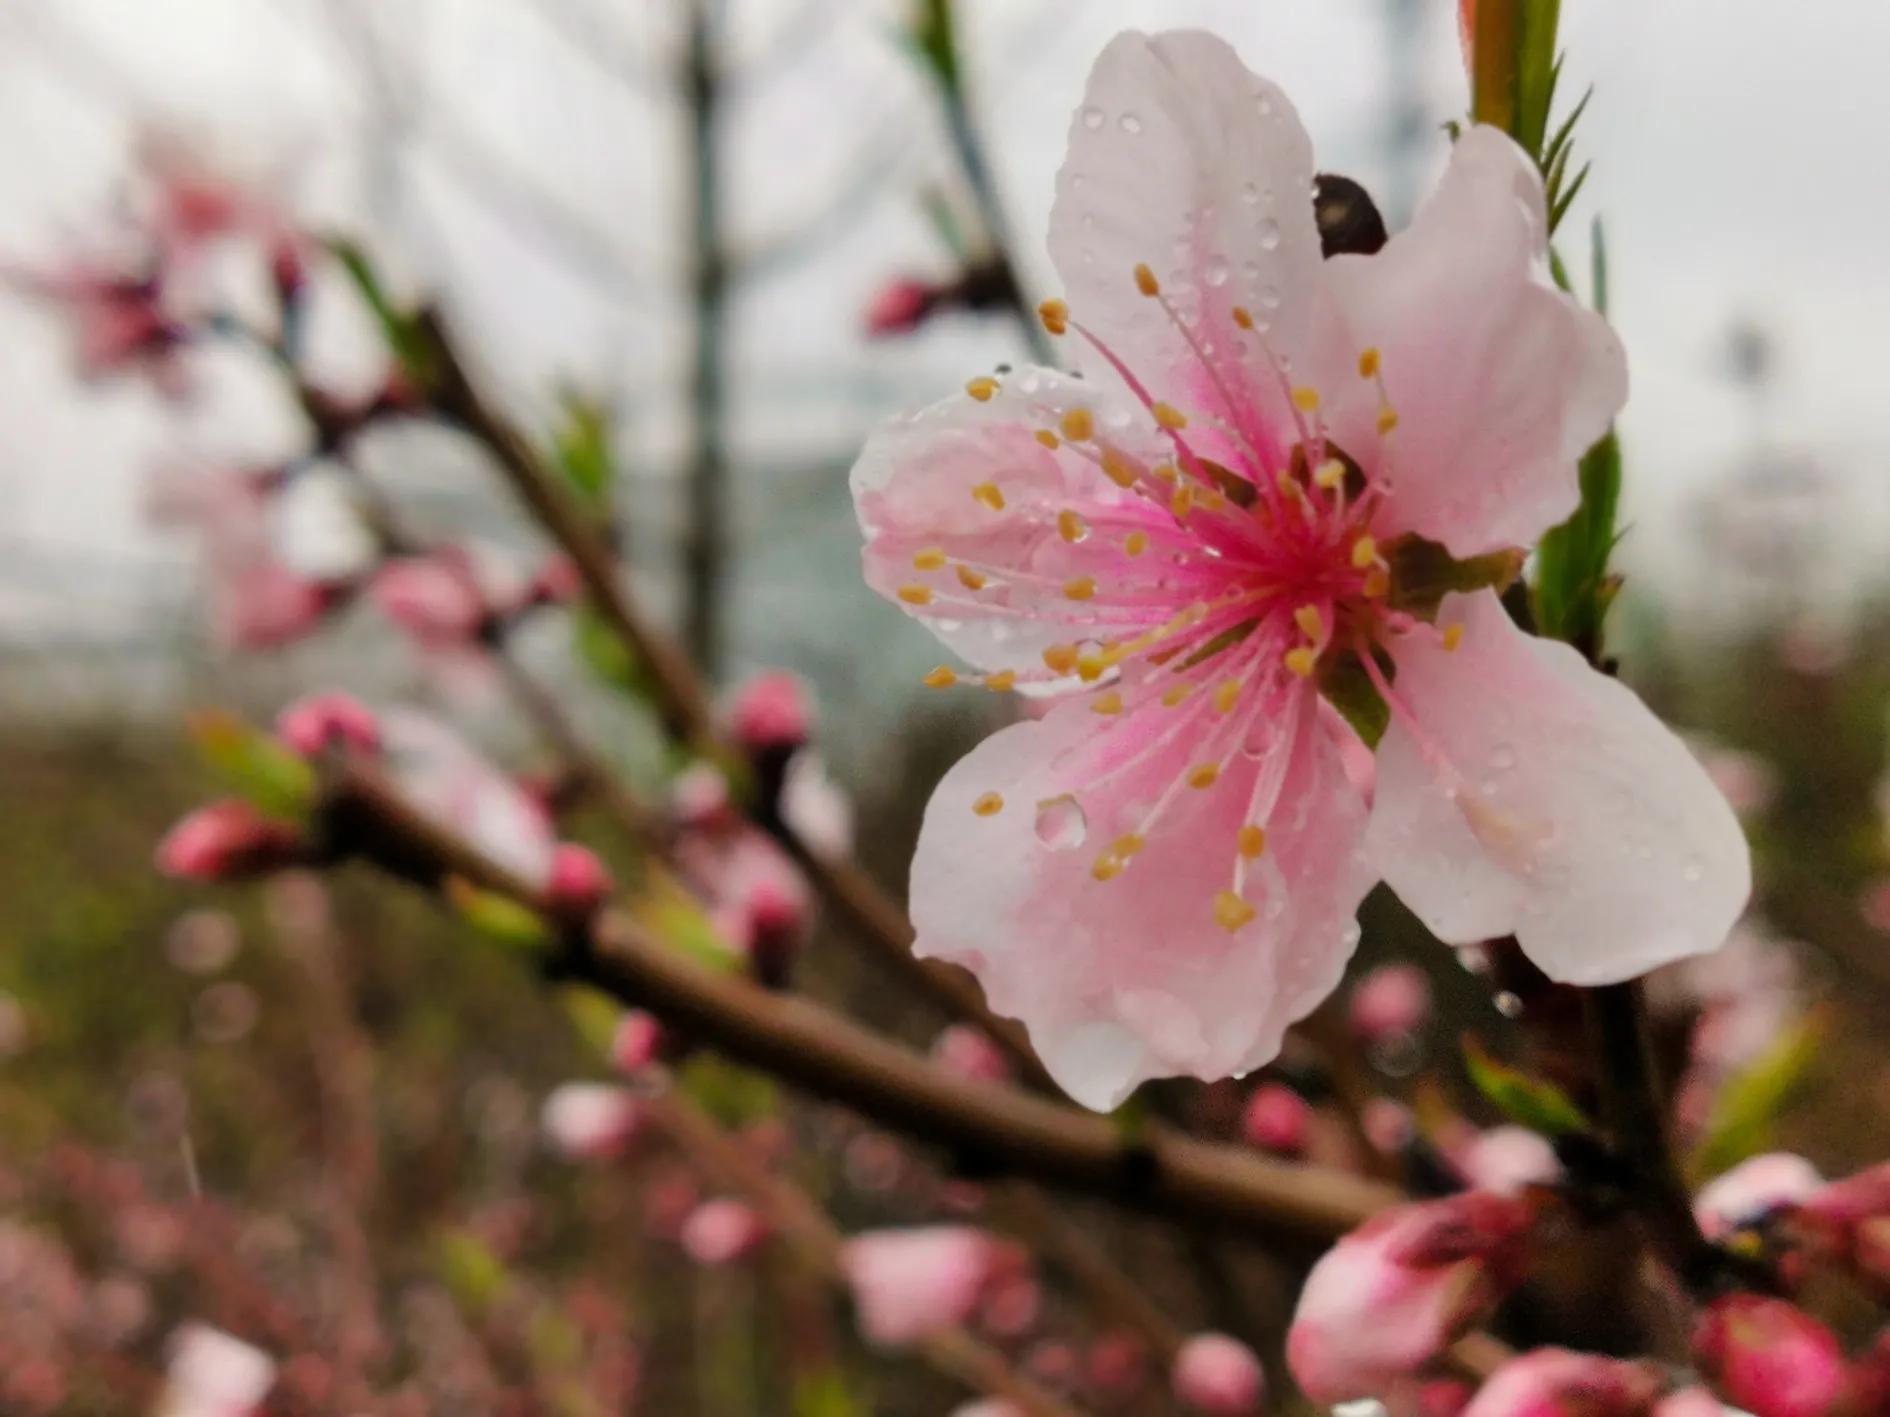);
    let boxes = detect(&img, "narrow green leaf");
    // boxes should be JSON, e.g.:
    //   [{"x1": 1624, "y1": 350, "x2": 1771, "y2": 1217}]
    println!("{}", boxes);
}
[
  {"x1": 444, "y1": 878, "x2": 551, "y2": 953},
  {"x1": 324, "y1": 237, "x2": 439, "y2": 388},
  {"x1": 551, "y1": 392, "x2": 616, "y2": 509},
  {"x1": 1549, "y1": 163, "x2": 1591, "y2": 234},
  {"x1": 907, "y1": 0, "x2": 959, "y2": 93},
  {"x1": 1590, "y1": 217, "x2": 1610, "y2": 317},
  {"x1": 187, "y1": 710, "x2": 317, "y2": 823},
  {"x1": 1463, "y1": 1036, "x2": 1592, "y2": 1138},
  {"x1": 1690, "y1": 1012, "x2": 1825, "y2": 1181},
  {"x1": 1514, "y1": 1, "x2": 1564, "y2": 155}
]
